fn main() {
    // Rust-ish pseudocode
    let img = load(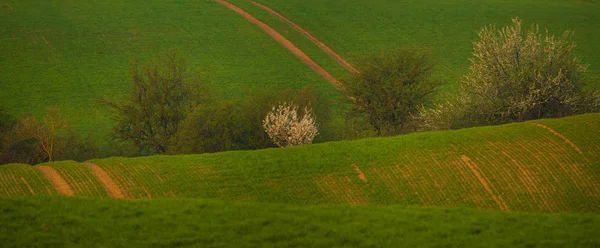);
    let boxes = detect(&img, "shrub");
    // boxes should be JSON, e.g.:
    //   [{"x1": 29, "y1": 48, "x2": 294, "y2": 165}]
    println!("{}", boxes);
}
[
  {"x1": 421, "y1": 18, "x2": 600, "y2": 130},
  {"x1": 263, "y1": 102, "x2": 318, "y2": 147},
  {"x1": 101, "y1": 52, "x2": 211, "y2": 154},
  {"x1": 54, "y1": 131, "x2": 100, "y2": 162},
  {"x1": 14, "y1": 107, "x2": 66, "y2": 162},
  {"x1": 168, "y1": 99, "x2": 248, "y2": 154},
  {"x1": 343, "y1": 48, "x2": 442, "y2": 135}
]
